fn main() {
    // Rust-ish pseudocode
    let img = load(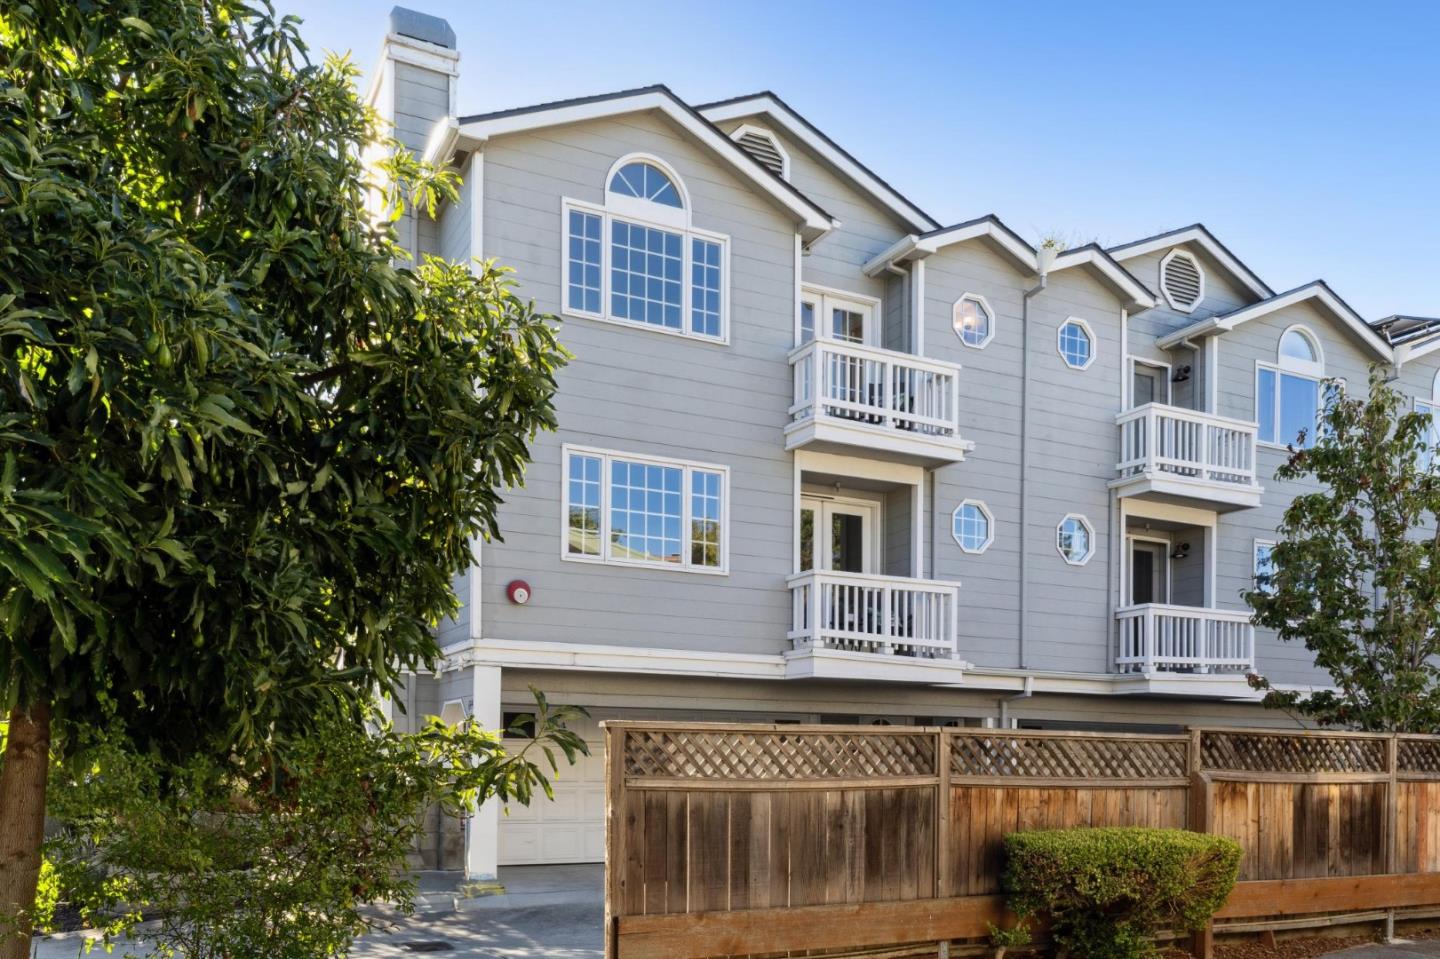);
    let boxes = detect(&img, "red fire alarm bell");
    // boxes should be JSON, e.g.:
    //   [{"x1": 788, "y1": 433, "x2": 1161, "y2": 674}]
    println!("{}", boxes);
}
[{"x1": 506, "y1": 580, "x2": 532, "y2": 605}]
